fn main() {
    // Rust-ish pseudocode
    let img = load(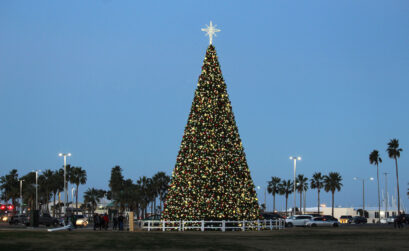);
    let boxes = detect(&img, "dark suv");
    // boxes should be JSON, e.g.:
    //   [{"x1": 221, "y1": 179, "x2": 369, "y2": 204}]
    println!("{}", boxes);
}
[
  {"x1": 351, "y1": 216, "x2": 367, "y2": 224},
  {"x1": 9, "y1": 214, "x2": 27, "y2": 225},
  {"x1": 24, "y1": 213, "x2": 59, "y2": 227}
]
